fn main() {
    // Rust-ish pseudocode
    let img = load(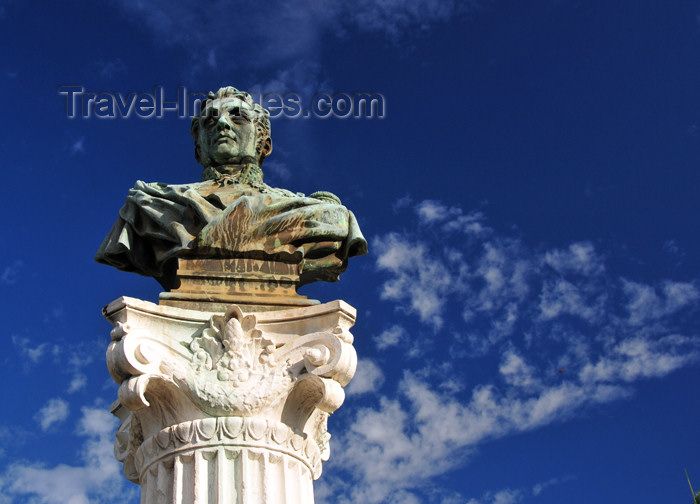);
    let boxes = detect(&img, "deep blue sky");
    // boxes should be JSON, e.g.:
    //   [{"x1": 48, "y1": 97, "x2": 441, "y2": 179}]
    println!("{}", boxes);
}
[{"x1": 1, "y1": 1, "x2": 700, "y2": 503}]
